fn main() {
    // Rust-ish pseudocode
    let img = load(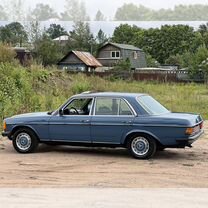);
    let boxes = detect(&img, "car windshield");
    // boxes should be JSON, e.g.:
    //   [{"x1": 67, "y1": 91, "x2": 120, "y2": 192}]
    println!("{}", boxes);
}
[{"x1": 137, "y1": 95, "x2": 169, "y2": 115}]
